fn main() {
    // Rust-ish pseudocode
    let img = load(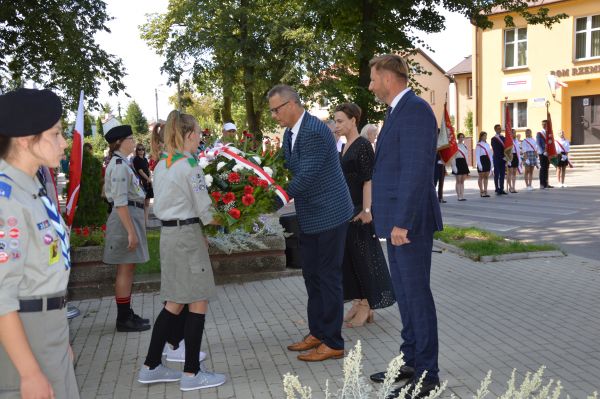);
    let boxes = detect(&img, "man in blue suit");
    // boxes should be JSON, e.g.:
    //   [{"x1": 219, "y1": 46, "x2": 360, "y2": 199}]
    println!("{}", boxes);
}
[
  {"x1": 268, "y1": 84, "x2": 353, "y2": 362},
  {"x1": 491, "y1": 124, "x2": 508, "y2": 195},
  {"x1": 367, "y1": 54, "x2": 443, "y2": 399}
]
